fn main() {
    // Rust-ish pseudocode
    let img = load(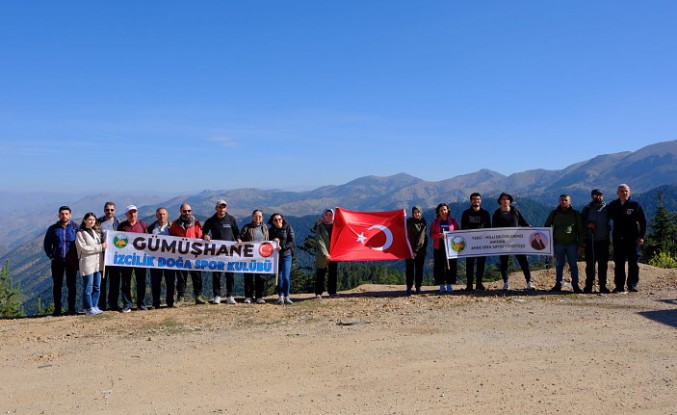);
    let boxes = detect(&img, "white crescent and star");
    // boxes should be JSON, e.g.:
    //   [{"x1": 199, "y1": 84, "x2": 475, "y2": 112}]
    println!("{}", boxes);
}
[{"x1": 355, "y1": 225, "x2": 393, "y2": 251}]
